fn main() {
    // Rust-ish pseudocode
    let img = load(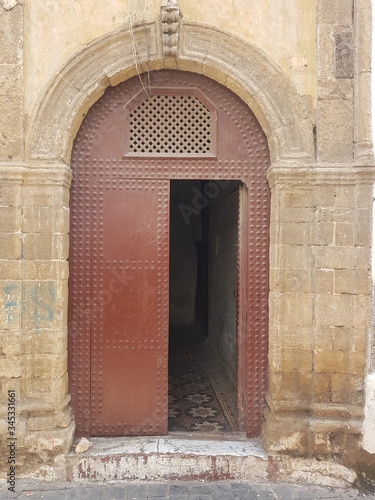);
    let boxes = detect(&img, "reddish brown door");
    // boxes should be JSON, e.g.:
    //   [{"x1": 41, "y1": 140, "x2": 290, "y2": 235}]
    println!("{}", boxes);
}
[
  {"x1": 91, "y1": 180, "x2": 169, "y2": 435},
  {"x1": 69, "y1": 176, "x2": 169, "y2": 437},
  {"x1": 69, "y1": 70, "x2": 270, "y2": 438}
]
